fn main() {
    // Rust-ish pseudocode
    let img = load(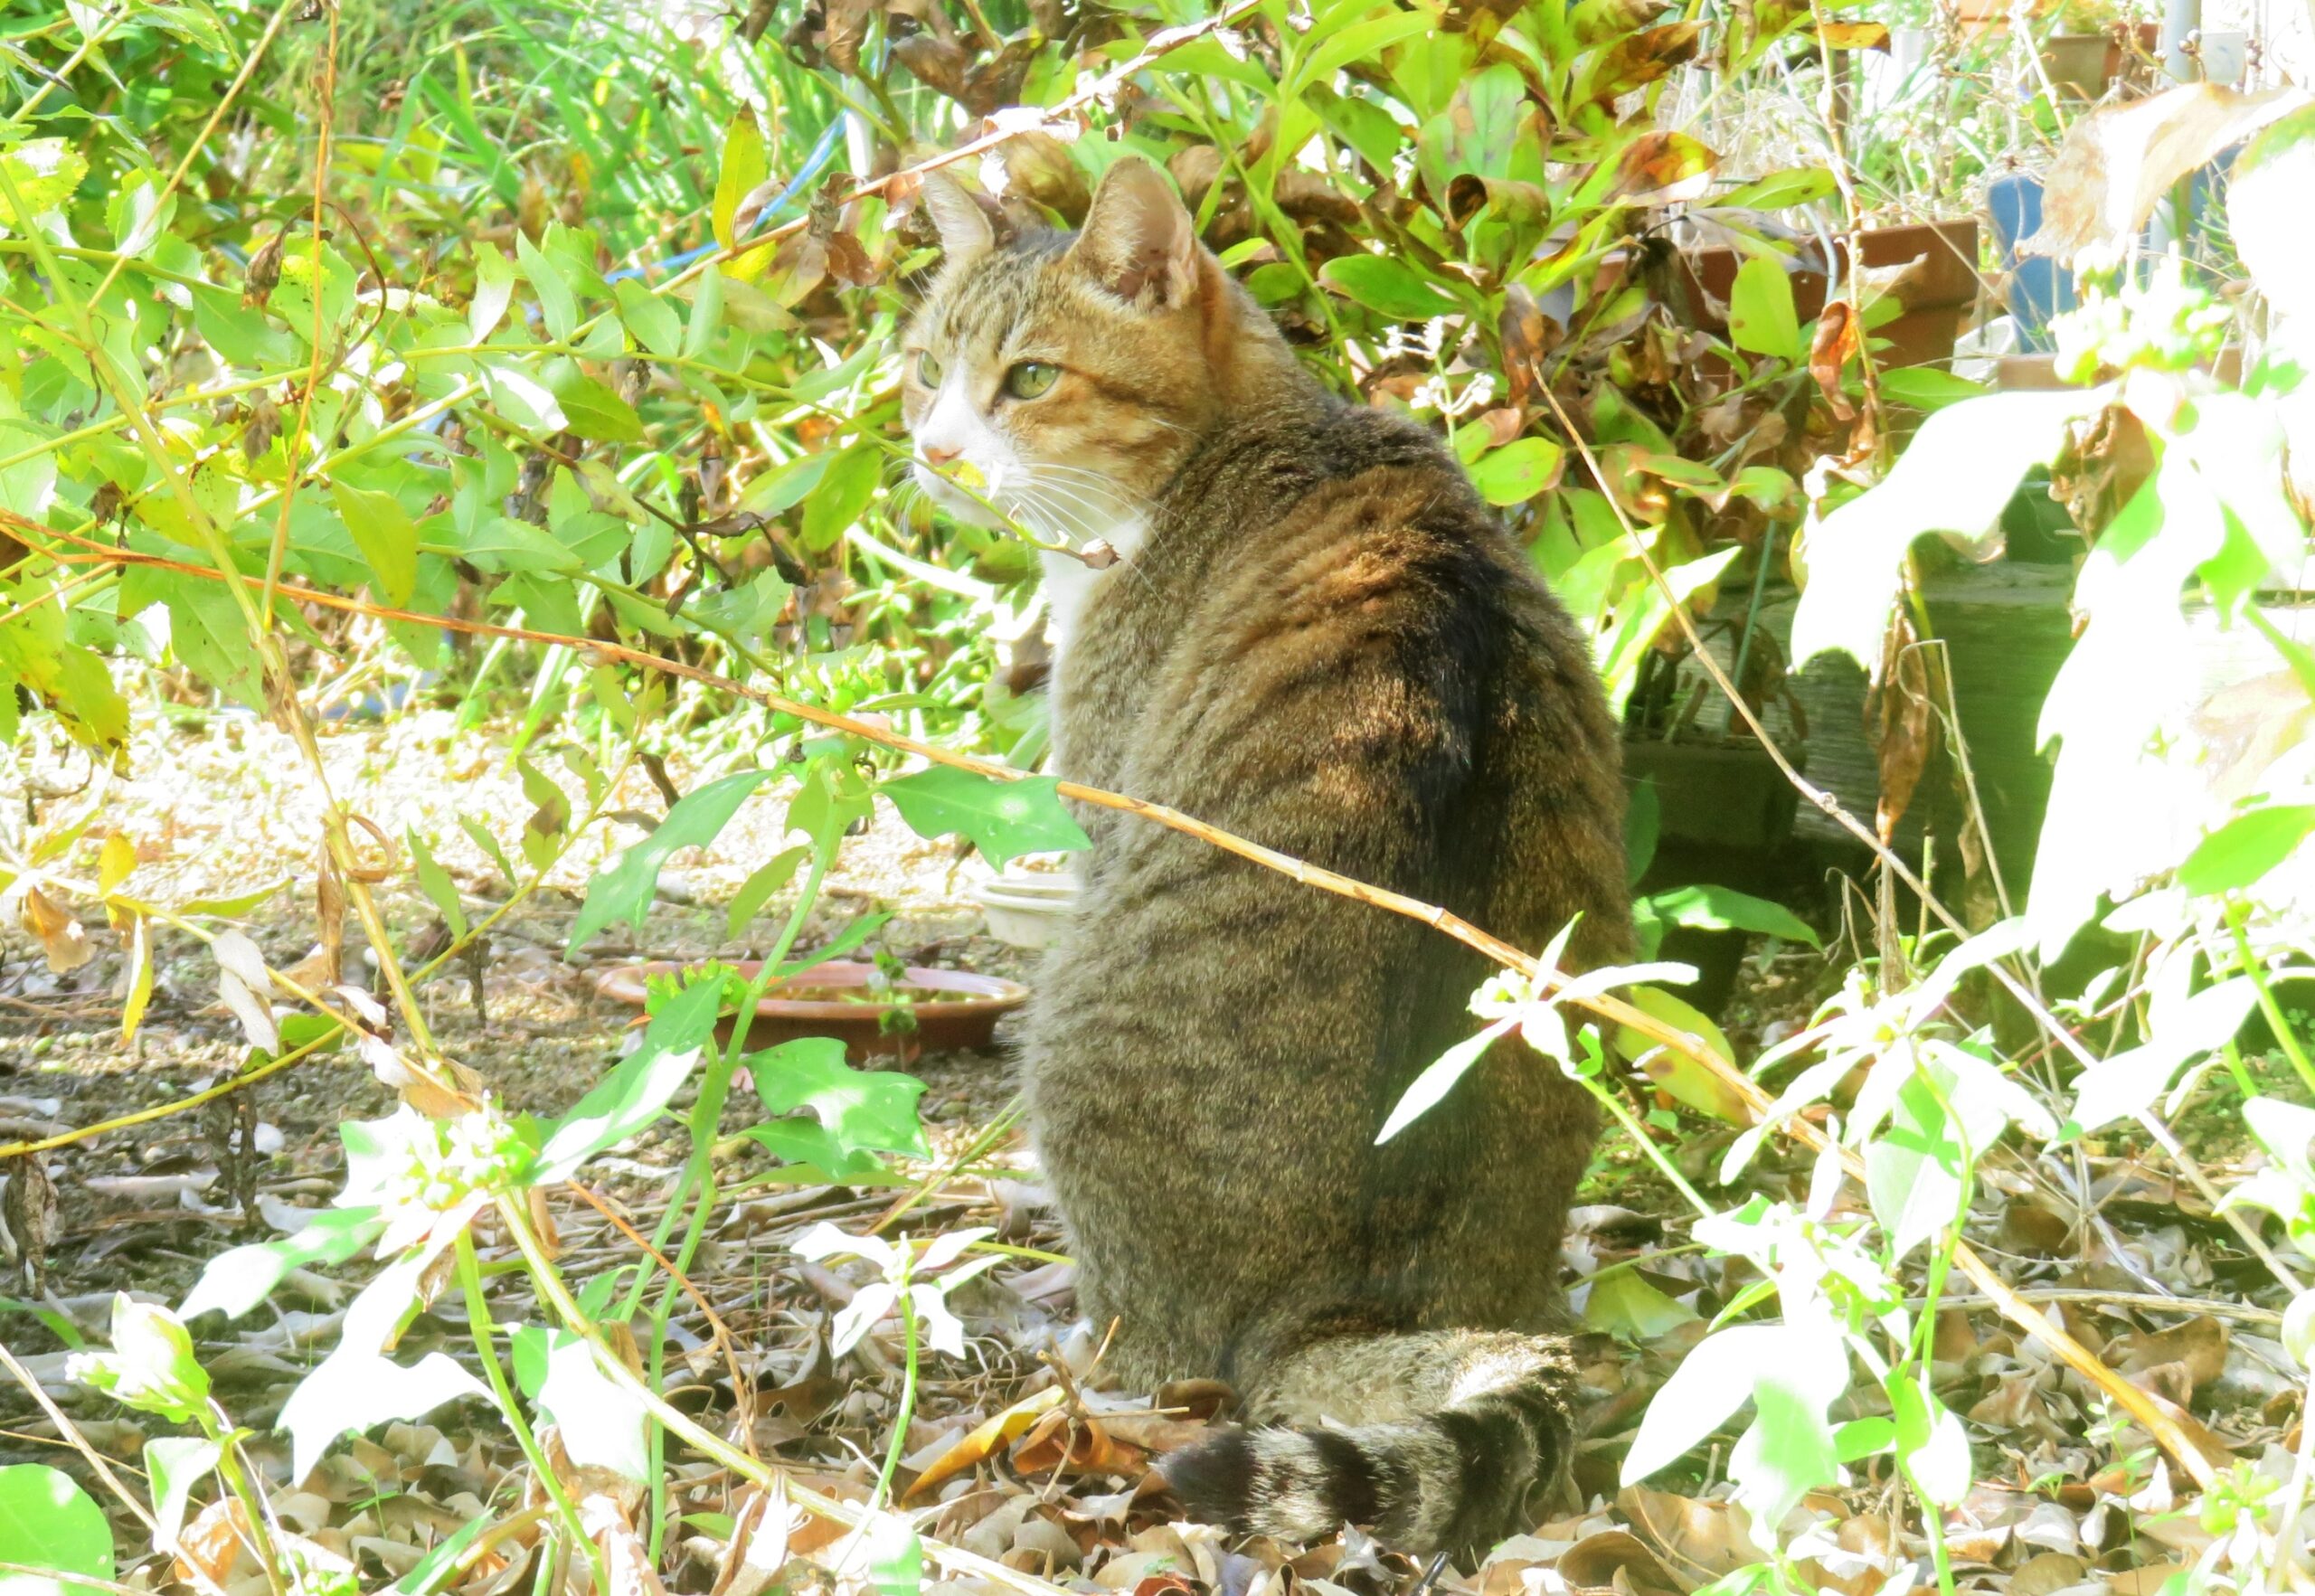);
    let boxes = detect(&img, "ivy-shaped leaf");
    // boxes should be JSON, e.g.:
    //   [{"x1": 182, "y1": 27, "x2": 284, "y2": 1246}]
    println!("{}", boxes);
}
[
  {"x1": 750, "y1": 1036, "x2": 930, "y2": 1161},
  {"x1": 880, "y1": 766, "x2": 1088, "y2": 870}
]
